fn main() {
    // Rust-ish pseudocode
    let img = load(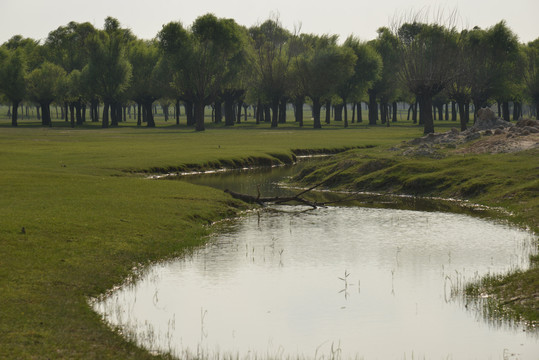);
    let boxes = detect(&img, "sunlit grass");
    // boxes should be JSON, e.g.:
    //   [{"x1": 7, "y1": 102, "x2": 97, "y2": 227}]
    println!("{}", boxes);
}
[{"x1": 0, "y1": 115, "x2": 427, "y2": 359}]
